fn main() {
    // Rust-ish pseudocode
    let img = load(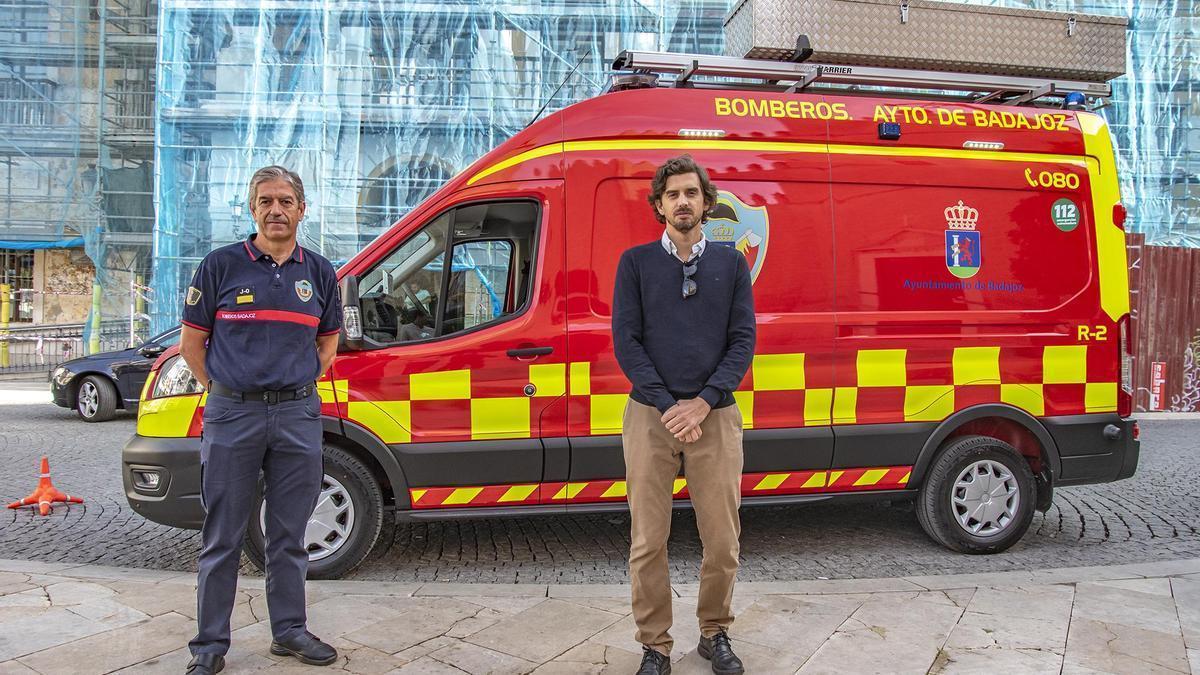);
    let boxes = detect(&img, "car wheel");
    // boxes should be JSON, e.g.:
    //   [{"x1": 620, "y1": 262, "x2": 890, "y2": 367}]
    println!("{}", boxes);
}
[
  {"x1": 76, "y1": 375, "x2": 118, "y2": 422},
  {"x1": 916, "y1": 434, "x2": 1036, "y2": 554},
  {"x1": 243, "y1": 444, "x2": 389, "y2": 580}
]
